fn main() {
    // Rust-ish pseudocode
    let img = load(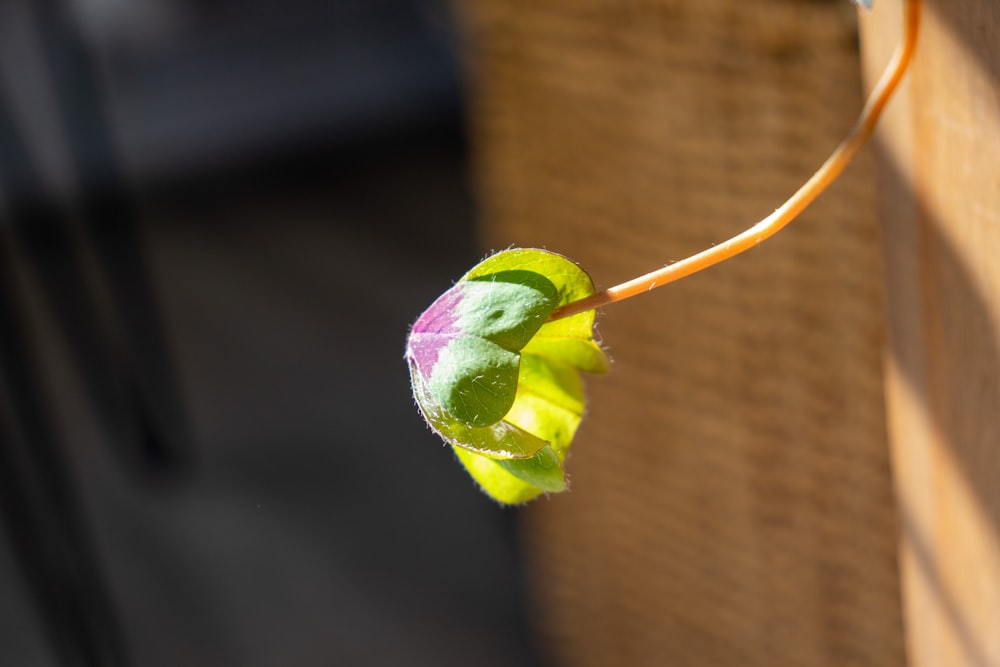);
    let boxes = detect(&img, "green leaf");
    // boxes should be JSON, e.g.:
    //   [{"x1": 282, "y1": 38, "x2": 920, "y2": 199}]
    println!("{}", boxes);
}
[
  {"x1": 463, "y1": 248, "x2": 593, "y2": 305},
  {"x1": 411, "y1": 368, "x2": 549, "y2": 459},
  {"x1": 521, "y1": 336, "x2": 609, "y2": 374},
  {"x1": 406, "y1": 248, "x2": 609, "y2": 505},
  {"x1": 453, "y1": 446, "x2": 565, "y2": 505},
  {"x1": 457, "y1": 271, "x2": 559, "y2": 351},
  {"x1": 506, "y1": 353, "x2": 584, "y2": 455},
  {"x1": 427, "y1": 335, "x2": 520, "y2": 428},
  {"x1": 473, "y1": 249, "x2": 608, "y2": 374}
]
